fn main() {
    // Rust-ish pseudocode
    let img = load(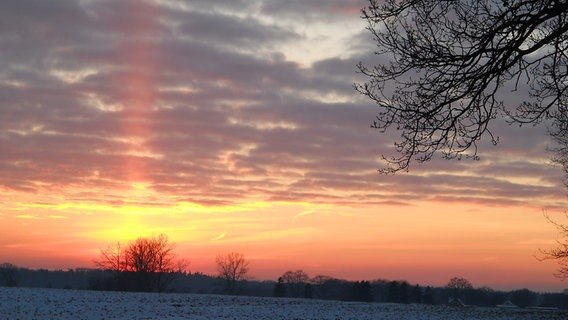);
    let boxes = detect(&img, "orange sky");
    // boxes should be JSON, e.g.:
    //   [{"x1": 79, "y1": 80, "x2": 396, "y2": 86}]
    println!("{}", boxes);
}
[
  {"x1": 1, "y1": 185, "x2": 565, "y2": 291},
  {"x1": 0, "y1": 0, "x2": 567, "y2": 292}
]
